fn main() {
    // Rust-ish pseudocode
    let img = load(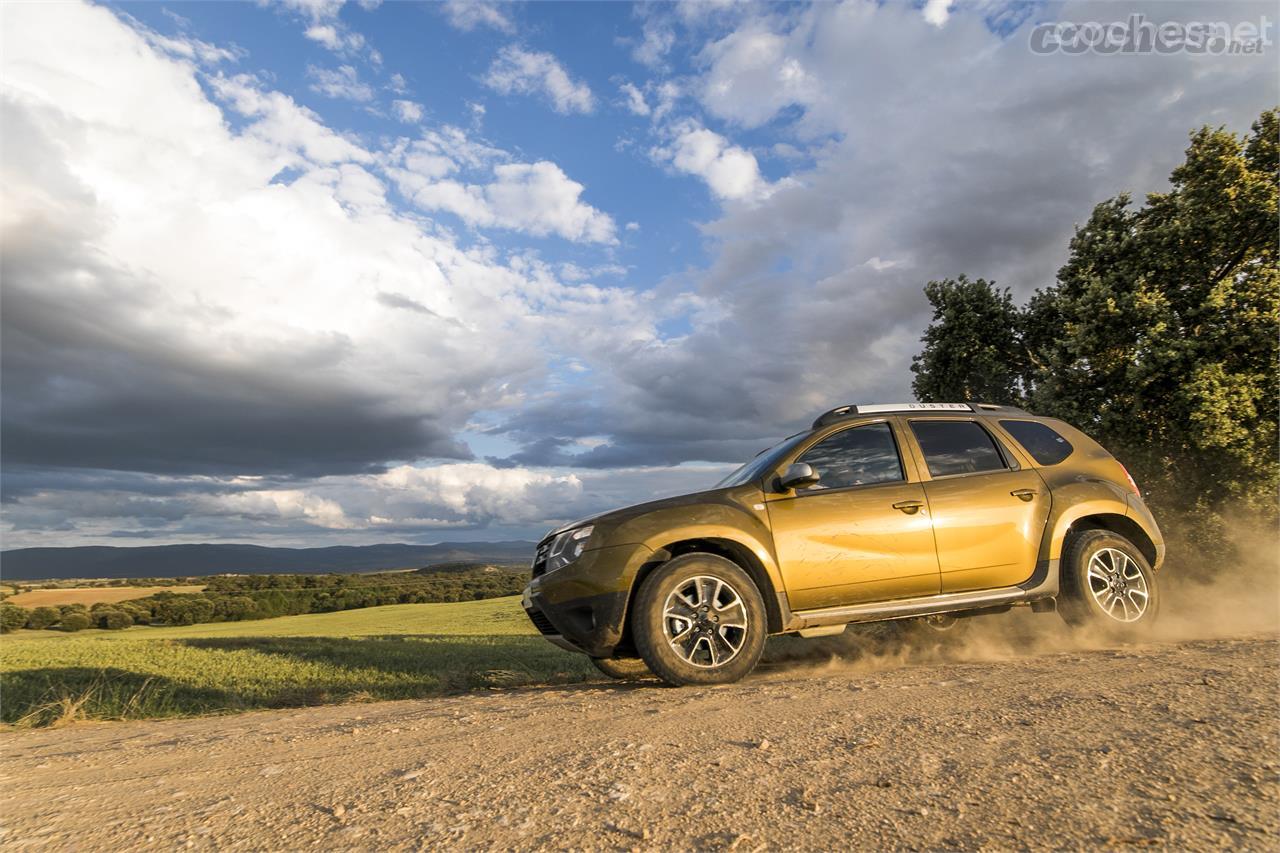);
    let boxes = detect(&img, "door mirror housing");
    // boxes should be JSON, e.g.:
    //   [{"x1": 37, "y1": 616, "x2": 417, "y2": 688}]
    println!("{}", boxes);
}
[{"x1": 777, "y1": 462, "x2": 820, "y2": 492}]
